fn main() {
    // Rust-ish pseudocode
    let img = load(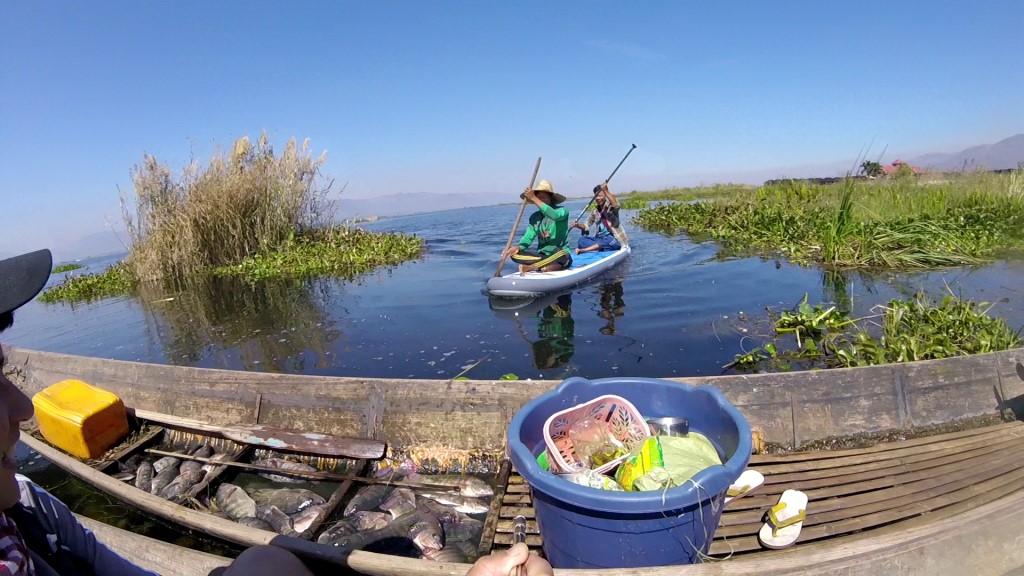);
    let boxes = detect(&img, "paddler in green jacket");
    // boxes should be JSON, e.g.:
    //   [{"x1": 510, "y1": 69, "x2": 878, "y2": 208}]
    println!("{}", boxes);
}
[{"x1": 503, "y1": 180, "x2": 573, "y2": 273}]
